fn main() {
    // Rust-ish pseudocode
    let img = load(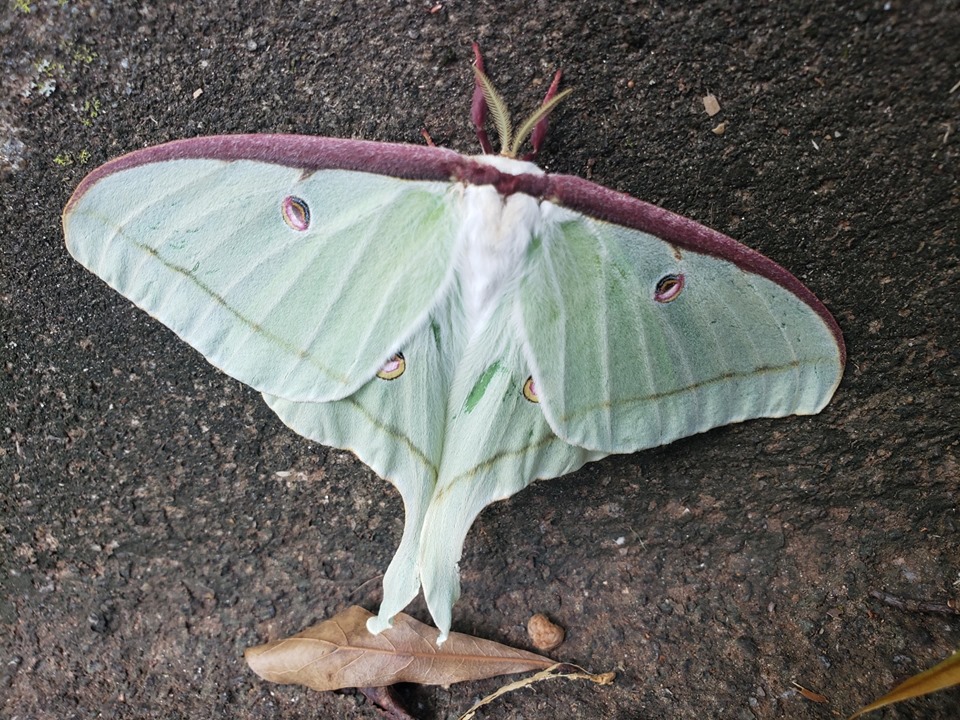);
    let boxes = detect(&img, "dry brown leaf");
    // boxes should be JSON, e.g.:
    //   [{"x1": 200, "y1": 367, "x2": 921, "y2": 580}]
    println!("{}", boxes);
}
[
  {"x1": 848, "y1": 648, "x2": 960, "y2": 718},
  {"x1": 244, "y1": 605, "x2": 554, "y2": 691}
]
